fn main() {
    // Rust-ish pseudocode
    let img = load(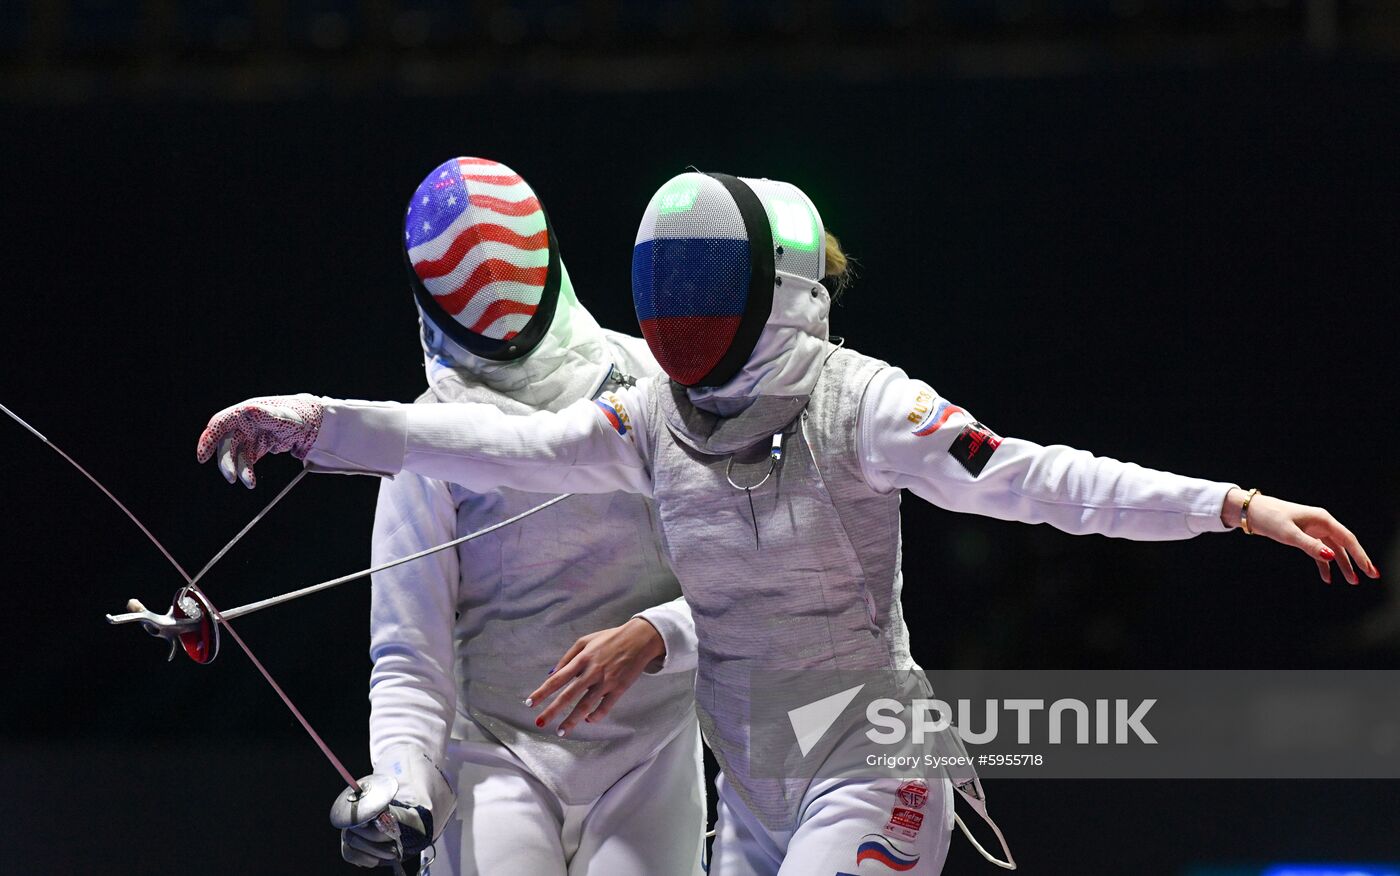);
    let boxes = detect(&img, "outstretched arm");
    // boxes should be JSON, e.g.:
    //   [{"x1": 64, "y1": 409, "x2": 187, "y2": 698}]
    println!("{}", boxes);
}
[
  {"x1": 196, "y1": 388, "x2": 653, "y2": 497},
  {"x1": 859, "y1": 369, "x2": 1377, "y2": 584}
]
